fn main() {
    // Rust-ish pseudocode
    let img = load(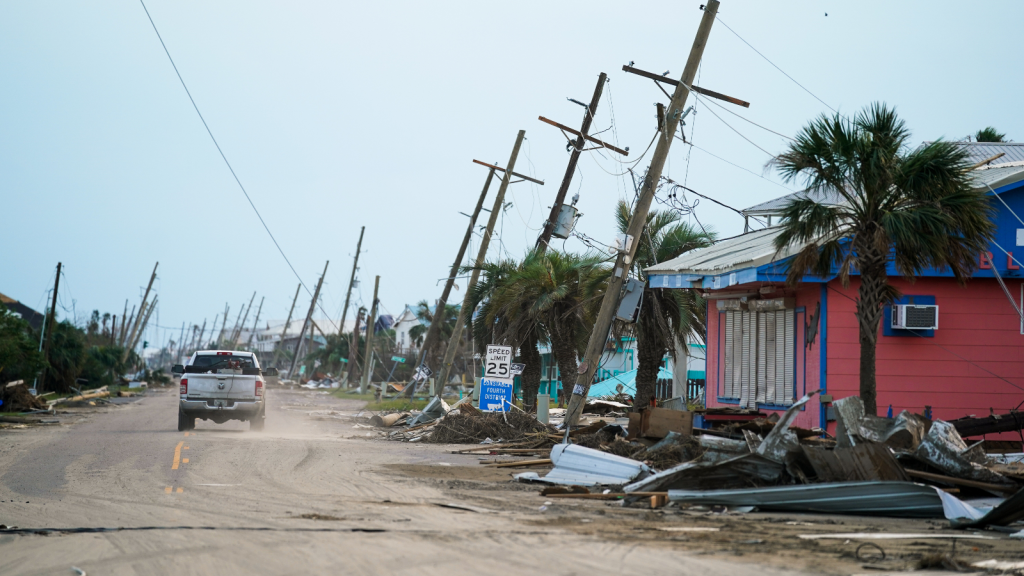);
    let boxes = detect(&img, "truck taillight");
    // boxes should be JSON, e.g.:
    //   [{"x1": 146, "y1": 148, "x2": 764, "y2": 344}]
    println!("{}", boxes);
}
[
  {"x1": 180, "y1": 378, "x2": 188, "y2": 395},
  {"x1": 255, "y1": 379, "x2": 263, "y2": 397}
]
